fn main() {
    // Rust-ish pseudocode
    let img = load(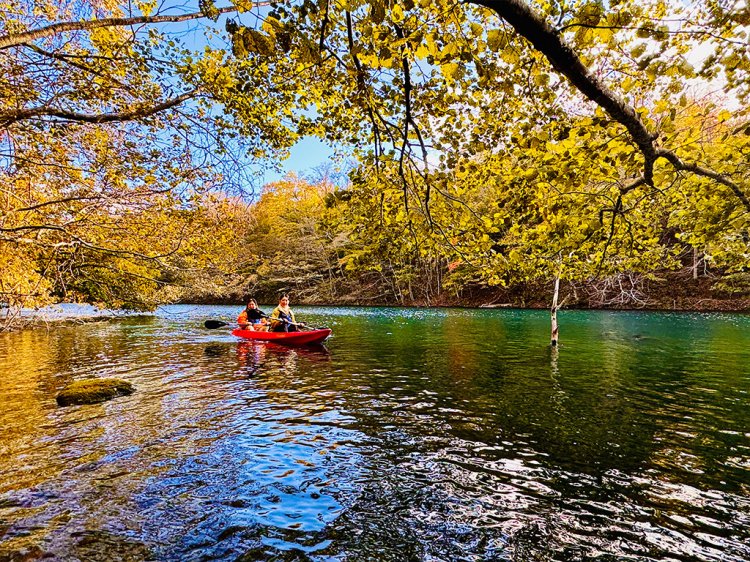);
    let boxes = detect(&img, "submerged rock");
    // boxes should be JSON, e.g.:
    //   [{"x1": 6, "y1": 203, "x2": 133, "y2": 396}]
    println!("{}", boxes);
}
[
  {"x1": 56, "y1": 379, "x2": 134, "y2": 406},
  {"x1": 69, "y1": 529, "x2": 152, "y2": 561}
]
